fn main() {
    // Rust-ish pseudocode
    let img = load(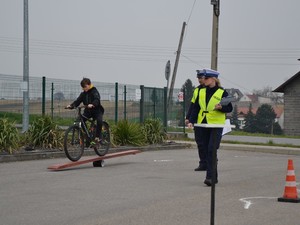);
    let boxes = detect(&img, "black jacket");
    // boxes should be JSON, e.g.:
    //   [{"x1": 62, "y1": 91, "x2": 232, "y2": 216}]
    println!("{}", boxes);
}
[{"x1": 71, "y1": 86, "x2": 104, "y2": 114}]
